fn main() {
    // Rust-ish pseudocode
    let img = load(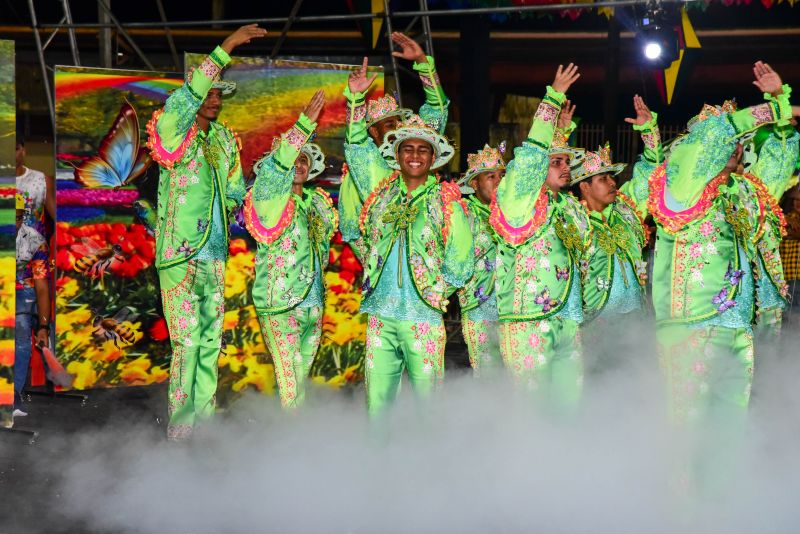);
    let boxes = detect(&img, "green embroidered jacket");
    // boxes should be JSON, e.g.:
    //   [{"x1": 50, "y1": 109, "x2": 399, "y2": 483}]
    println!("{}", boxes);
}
[
  {"x1": 244, "y1": 114, "x2": 338, "y2": 314},
  {"x1": 147, "y1": 46, "x2": 246, "y2": 270}
]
